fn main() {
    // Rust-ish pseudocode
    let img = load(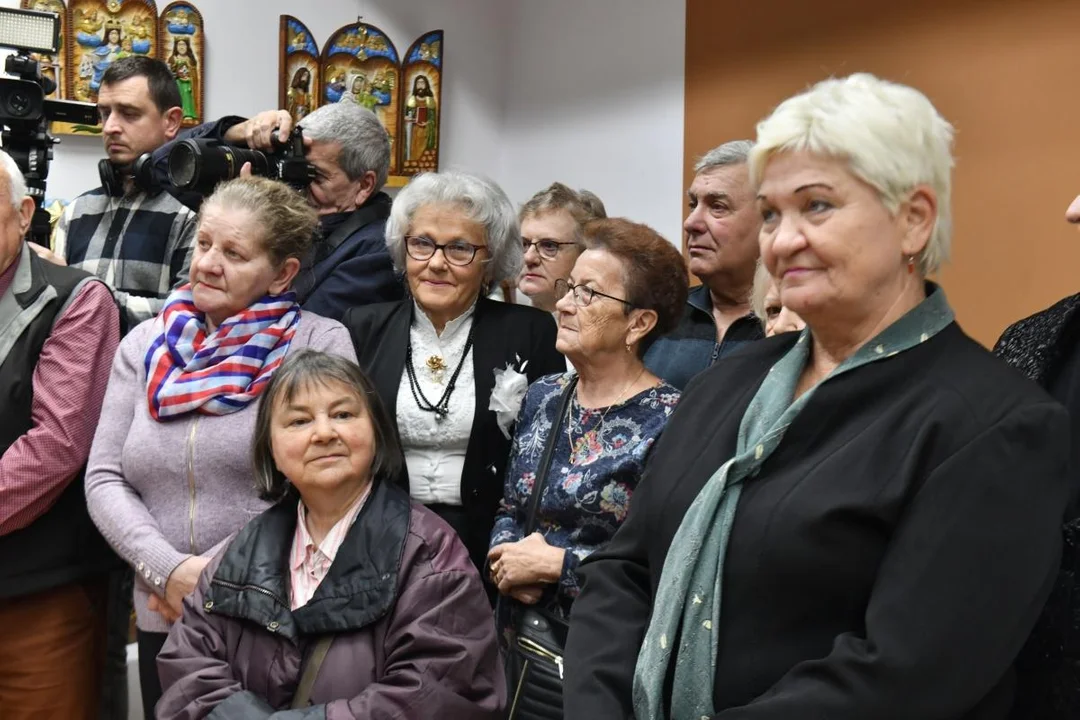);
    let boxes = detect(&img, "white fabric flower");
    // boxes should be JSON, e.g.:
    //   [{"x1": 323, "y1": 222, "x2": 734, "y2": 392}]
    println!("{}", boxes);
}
[{"x1": 489, "y1": 355, "x2": 530, "y2": 439}]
